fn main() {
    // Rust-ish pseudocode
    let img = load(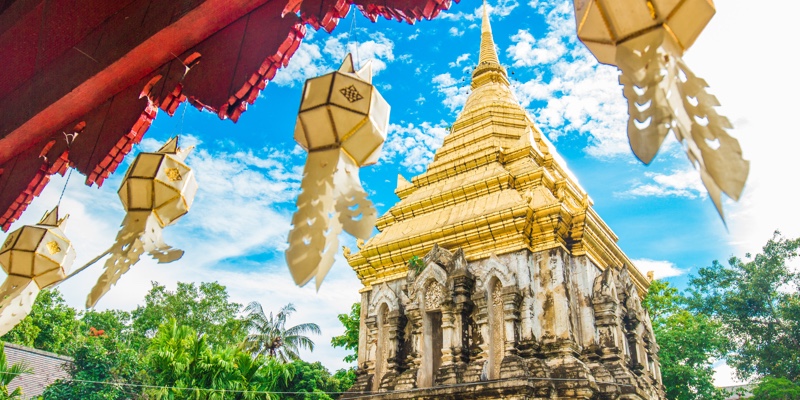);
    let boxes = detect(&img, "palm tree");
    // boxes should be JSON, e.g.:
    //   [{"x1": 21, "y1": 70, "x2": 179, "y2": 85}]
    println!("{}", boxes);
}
[
  {"x1": 0, "y1": 342, "x2": 32, "y2": 400},
  {"x1": 241, "y1": 302, "x2": 321, "y2": 363}
]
